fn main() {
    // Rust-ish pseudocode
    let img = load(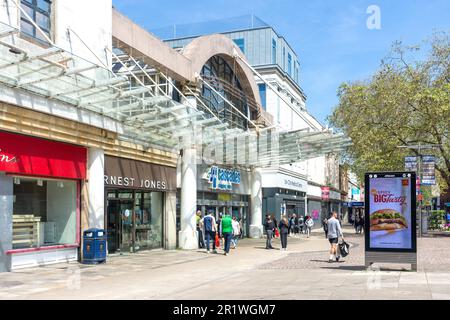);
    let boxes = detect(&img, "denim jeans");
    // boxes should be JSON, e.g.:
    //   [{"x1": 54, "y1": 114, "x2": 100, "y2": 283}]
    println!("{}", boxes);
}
[
  {"x1": 197, "y1": 228, "x2": 205, "y2": 248},
  {"x1": 281, "y1": 232, "x2": 288, "y2": 249},
  {"x1": 223, "y1": 232, "x2": 233, "y2": 253},
  {"x1": 232, "y1": 235, "x2": 240, "y2": 247},
  {"x1": 266, "y1": 230, "x2": 273, "y2": 248},
  {"x1": 204, "y1": 231, "x2": 216, "y2": 251}
]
